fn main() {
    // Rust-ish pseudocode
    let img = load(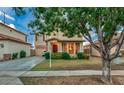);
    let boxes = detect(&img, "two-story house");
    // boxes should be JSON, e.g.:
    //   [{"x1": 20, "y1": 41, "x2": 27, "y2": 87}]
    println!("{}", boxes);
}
[
  {"x1": 0, "y1": 22, "x2": 31, "y2": 61},
  {"x1": 35, "y1": 31, "x2": 84, "y2": 56}
]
